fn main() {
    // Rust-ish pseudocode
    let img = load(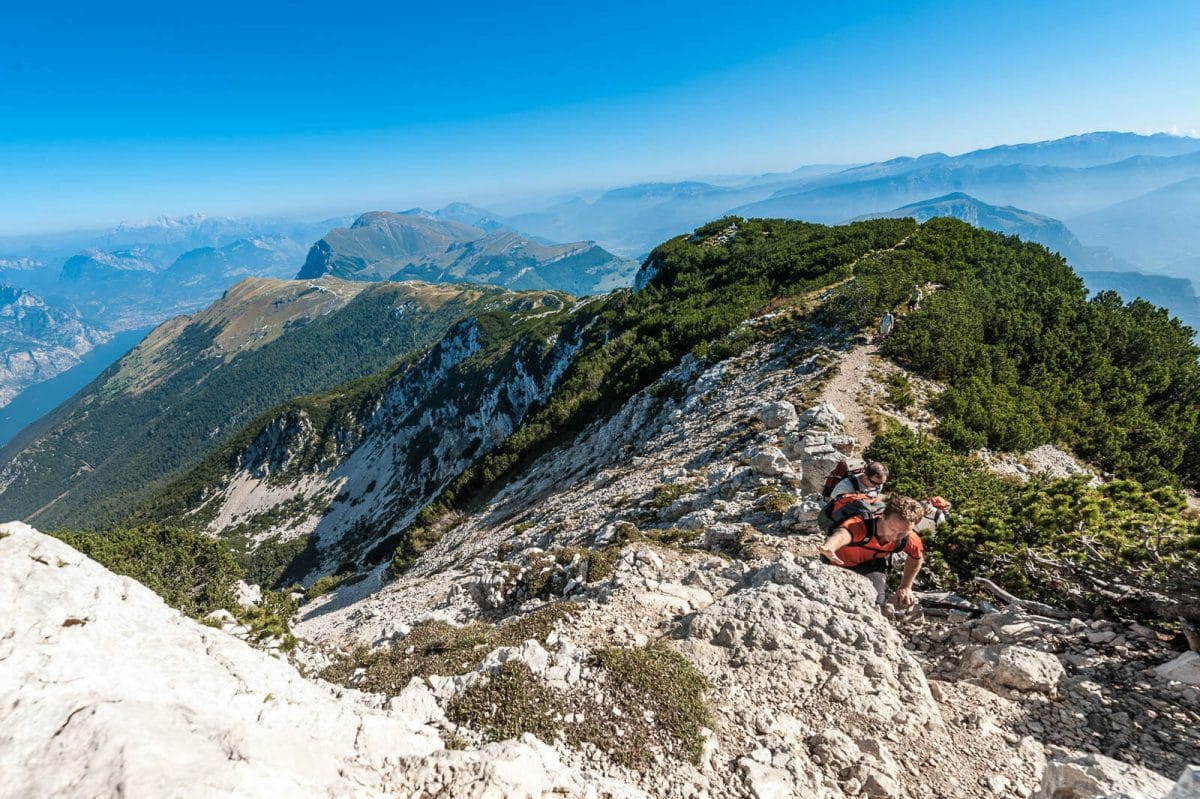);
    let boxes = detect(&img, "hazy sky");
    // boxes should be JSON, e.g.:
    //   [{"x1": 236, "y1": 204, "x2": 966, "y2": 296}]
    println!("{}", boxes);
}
[{"x1": 3, "y1": 0, "x2": 1199, "y2": 233}]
